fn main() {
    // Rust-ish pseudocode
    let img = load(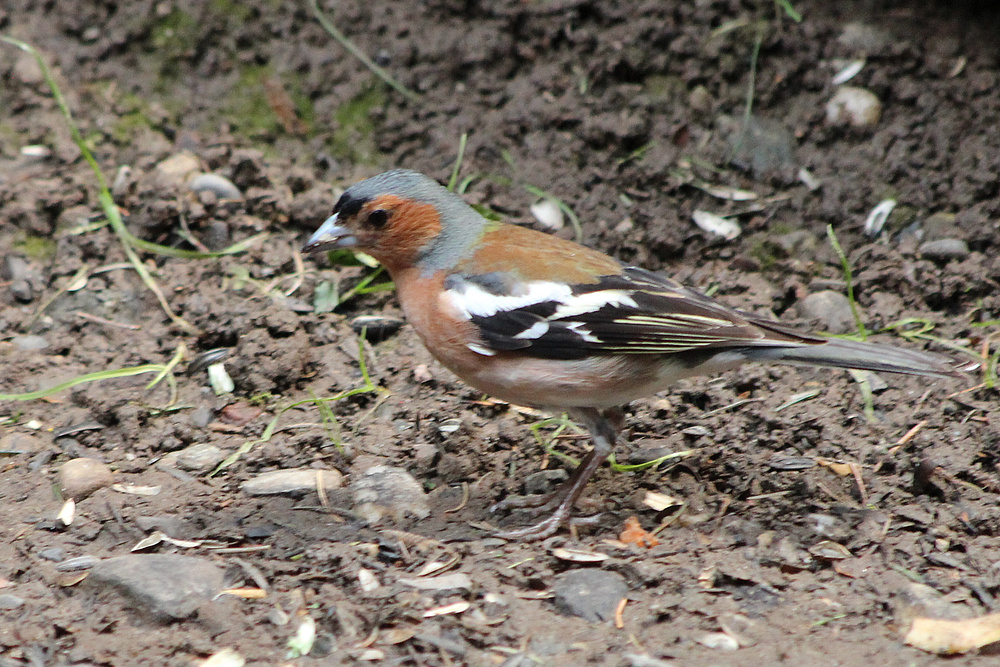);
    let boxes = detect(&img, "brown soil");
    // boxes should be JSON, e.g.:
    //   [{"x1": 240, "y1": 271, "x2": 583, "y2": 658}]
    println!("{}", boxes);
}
[{"x1": 1, "y1": 1, "x2": 999, "y2": 665}]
